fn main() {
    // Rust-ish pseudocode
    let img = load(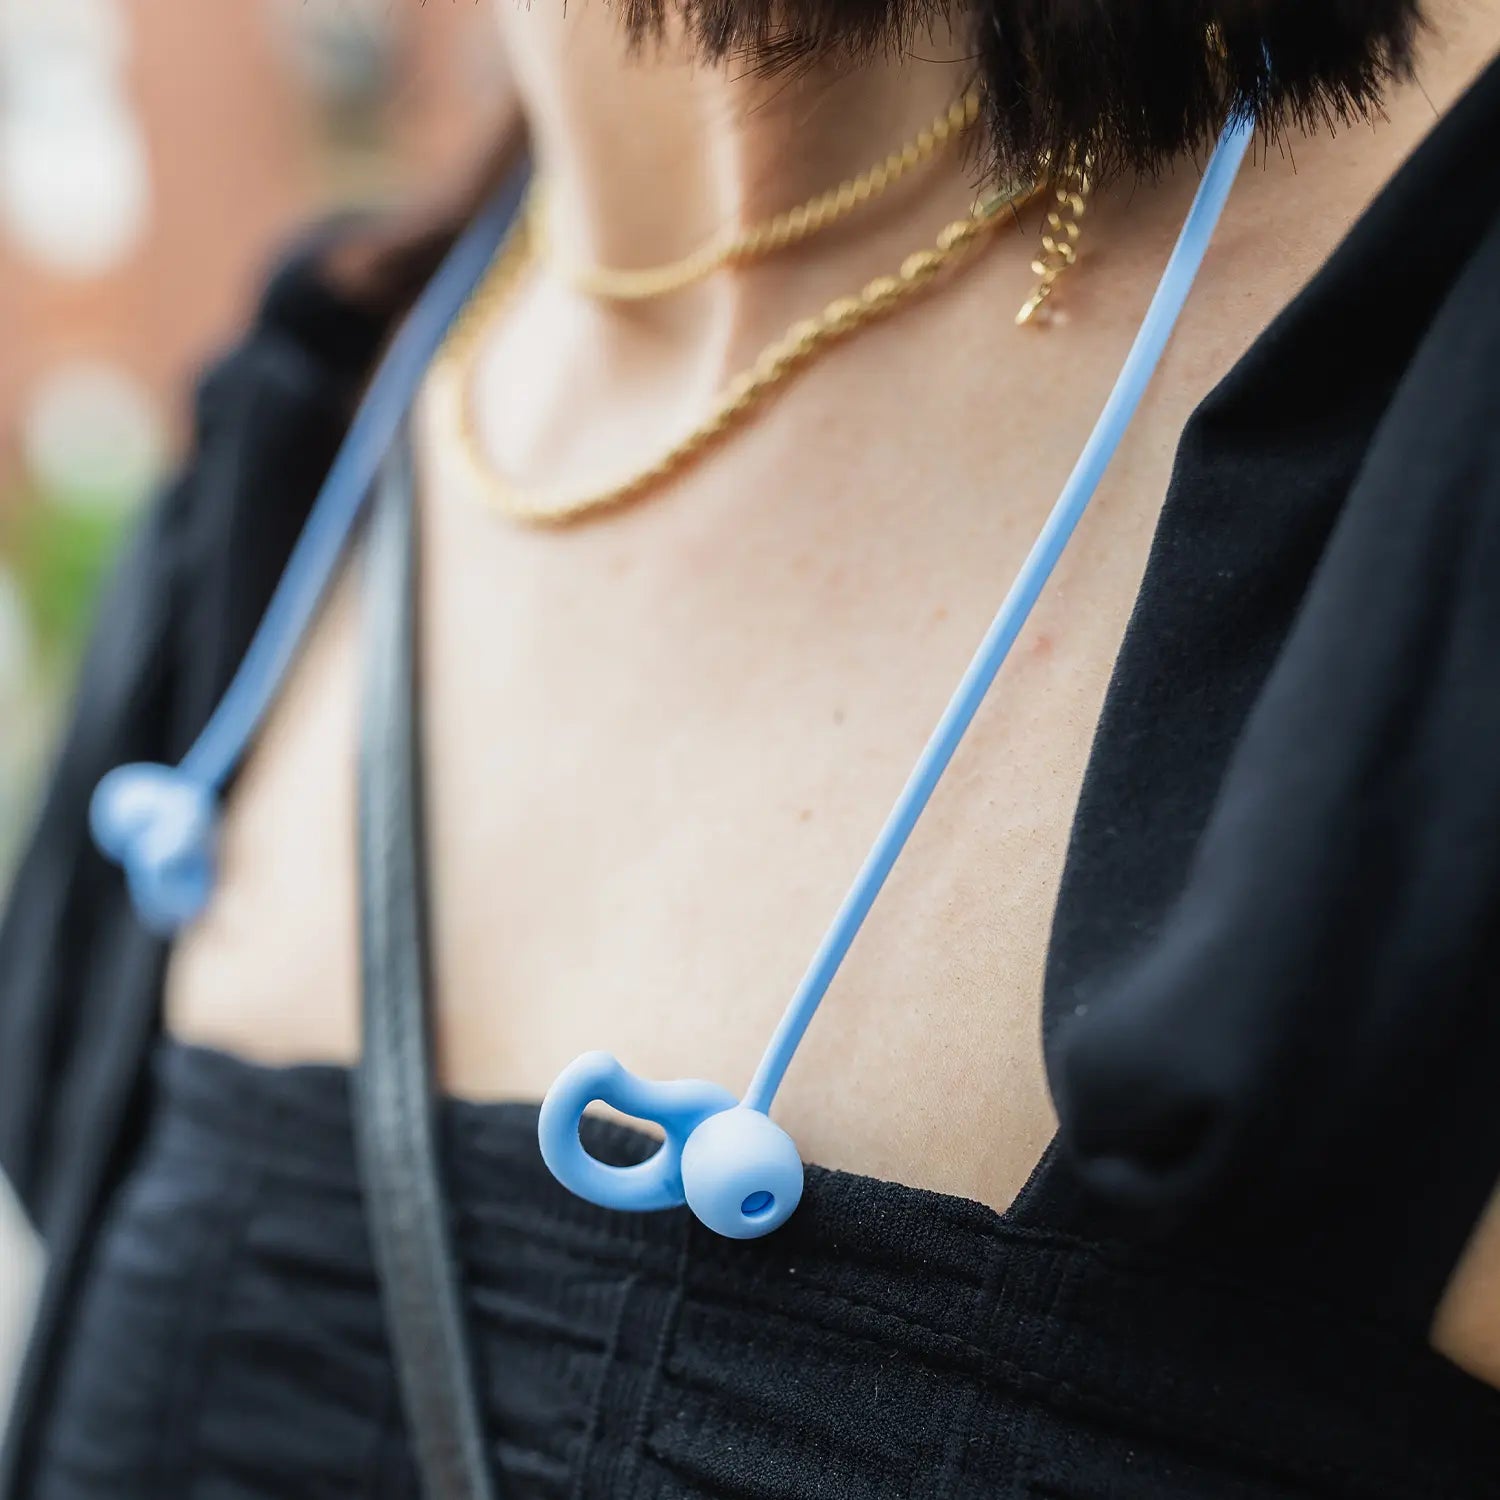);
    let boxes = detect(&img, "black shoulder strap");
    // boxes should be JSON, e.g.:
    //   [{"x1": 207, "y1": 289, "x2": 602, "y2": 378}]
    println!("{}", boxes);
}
[{"x1": 353, "y1": 423, "x2": 499, "y2": 1500}]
